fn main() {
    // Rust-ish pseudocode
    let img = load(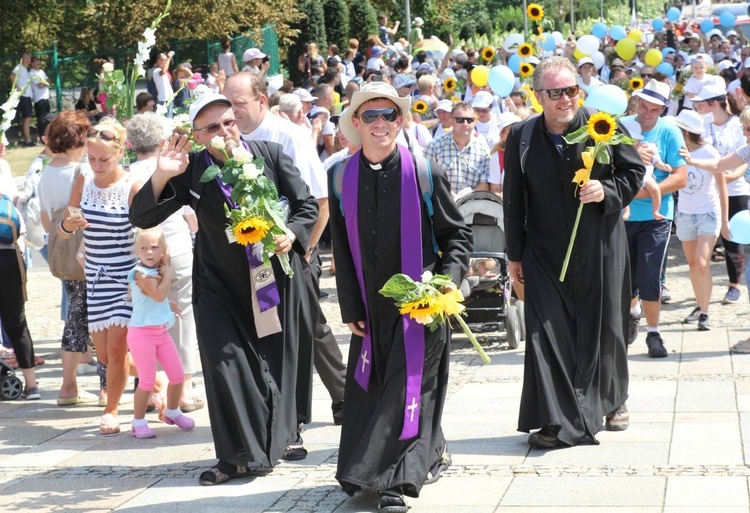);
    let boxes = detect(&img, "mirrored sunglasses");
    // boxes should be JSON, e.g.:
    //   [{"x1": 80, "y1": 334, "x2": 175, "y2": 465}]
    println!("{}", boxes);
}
[{"x1": 357, "y1": 108, "x2": 400, "y2": 124}]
